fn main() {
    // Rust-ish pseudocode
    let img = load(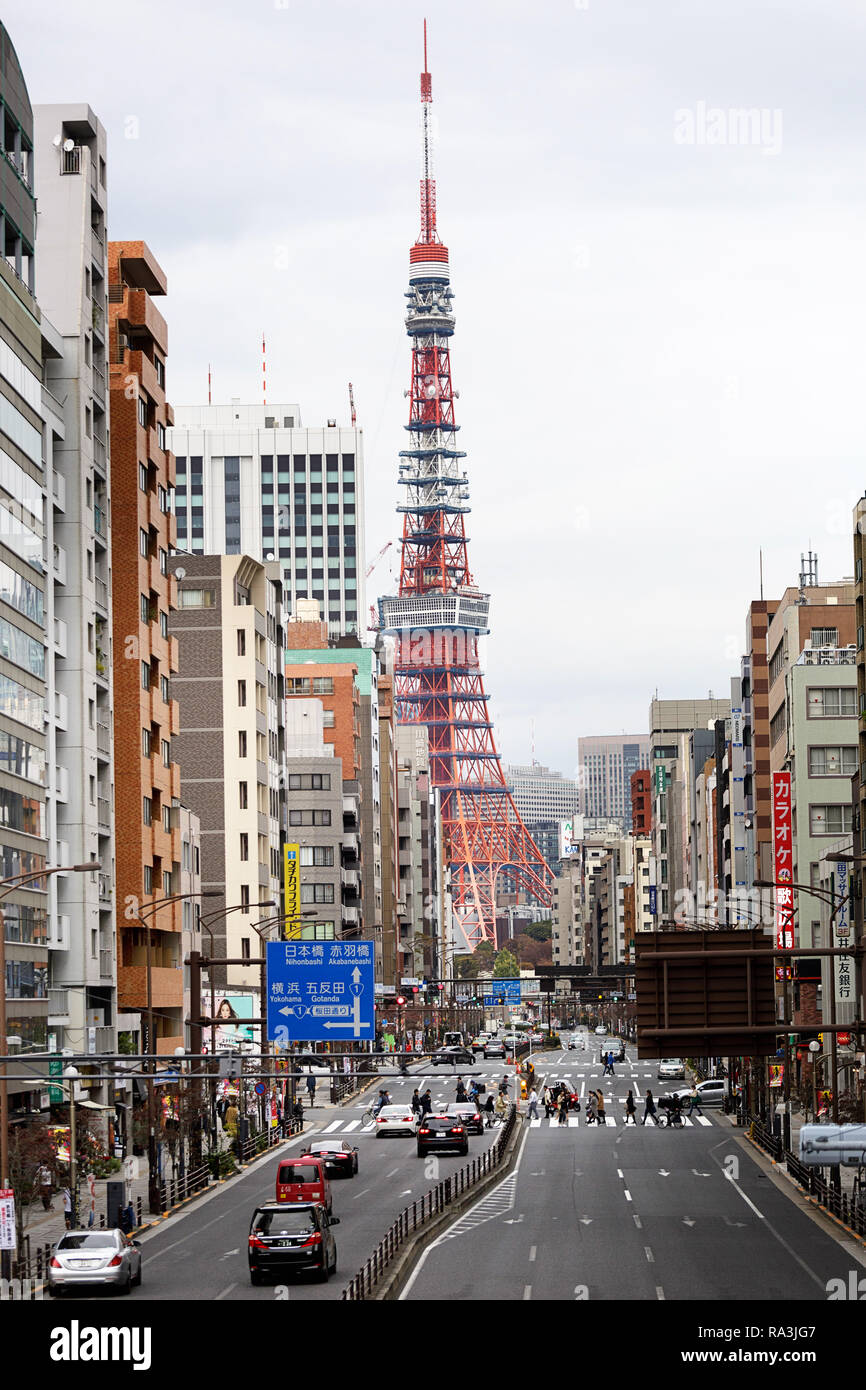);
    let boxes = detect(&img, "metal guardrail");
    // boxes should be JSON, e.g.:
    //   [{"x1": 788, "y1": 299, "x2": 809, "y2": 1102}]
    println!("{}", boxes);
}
[{"x1": 342, "y1": 1104, "x2": 518, "y2": 1301}]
